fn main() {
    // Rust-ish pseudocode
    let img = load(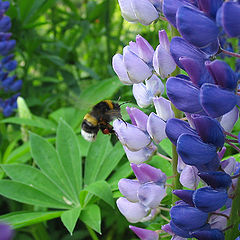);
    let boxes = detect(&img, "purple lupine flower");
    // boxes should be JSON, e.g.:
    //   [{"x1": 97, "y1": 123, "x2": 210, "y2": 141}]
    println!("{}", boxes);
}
[
  {"x1": 133, "y1": 74, "x2": 164, "y2": 108},
  {"x1": 153, "y1": 30, "x2": 176, "y2": 78},
  {"x1": 0, "y1": 222, "x2": 13, "y2": 240},
  {"x1": 118, "y1": 0, "x2": 159, "y2": 25},
  {"x1": 129, "y1": 225, "x2": 159, "y2": 240},
  {"x1": 112, "y1": 35, "x2": 153, "y2": 85},
  {"x1": 208, "y1": 208, "x2": 231, "y2": 231},
  {"x1": 179, "y1": 165, "x2": 200, "y2": 189},
  {"x1": 191, "y1": 229, "x2": 225, "y2": 240},
  {"x1": 117, "y1": 163, "x2": 167, "y2": 223}
]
